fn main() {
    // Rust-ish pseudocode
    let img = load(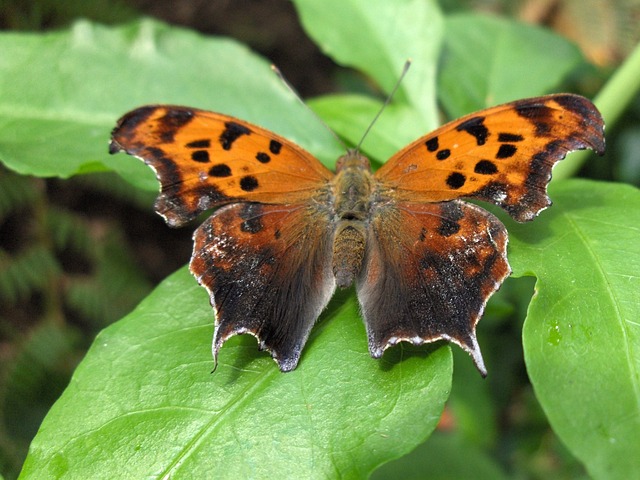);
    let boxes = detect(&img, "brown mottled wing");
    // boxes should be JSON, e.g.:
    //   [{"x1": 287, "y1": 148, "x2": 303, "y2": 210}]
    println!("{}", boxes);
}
[
  {"x1": 356, "y1": 200, "x2": 510, "y2": 376},
  {"x1": 110, "y1": 106, "x2": 333, "y2": 227},
  {"x1": 375, "y1": 94, "x2": 605, "y2": 222},
  {"x1": 190, "y1": 201, "x2": 336, "y2": 372}
]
